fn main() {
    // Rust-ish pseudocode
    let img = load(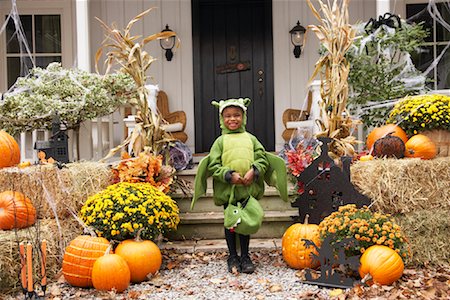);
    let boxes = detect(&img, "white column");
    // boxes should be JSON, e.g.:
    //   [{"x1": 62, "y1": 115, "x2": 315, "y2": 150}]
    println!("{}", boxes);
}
[
  {"x1": 75, "y1": 0, "x2": 90, "y2": 72},
  {"x1": 376, "y1": 0, "x2": 391, "y2": 18}
]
